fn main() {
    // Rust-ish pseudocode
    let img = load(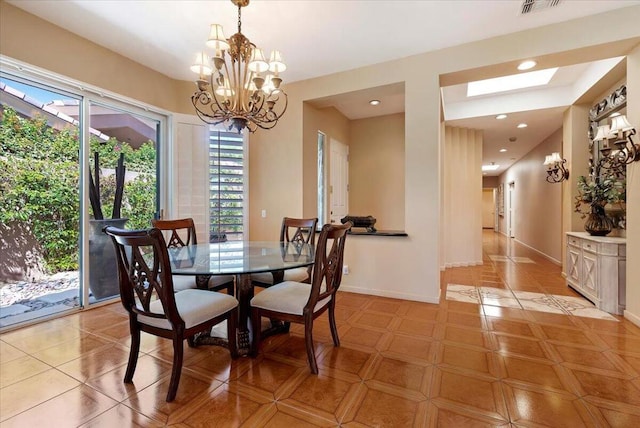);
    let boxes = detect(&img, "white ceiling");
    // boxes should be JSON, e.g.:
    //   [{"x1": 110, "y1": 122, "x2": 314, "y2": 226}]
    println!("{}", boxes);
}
[
  {"x1": 442, "y1": 56, "x2": 625, "y2": 174},
  {"x1": 8, "y1": 0, "x2": 640, "y2": 175}
]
